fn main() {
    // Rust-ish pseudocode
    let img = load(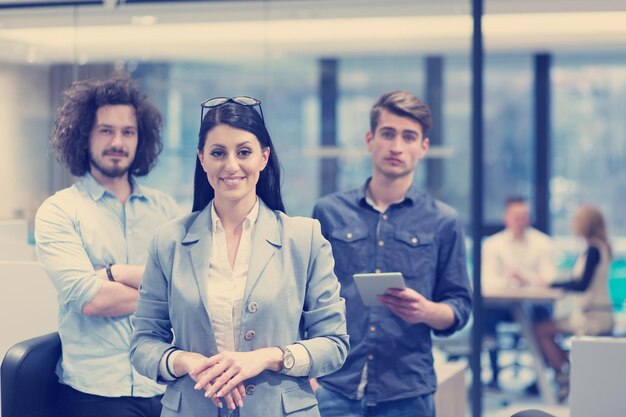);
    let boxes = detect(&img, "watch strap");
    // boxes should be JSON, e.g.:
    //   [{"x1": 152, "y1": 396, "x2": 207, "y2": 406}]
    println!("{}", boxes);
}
[
  {"x1": 105, "y1": 263, "x2": 115, "y2": 281},
  {"x1": 277, "y1": 345, "x2": 294, "y2": 371}
]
